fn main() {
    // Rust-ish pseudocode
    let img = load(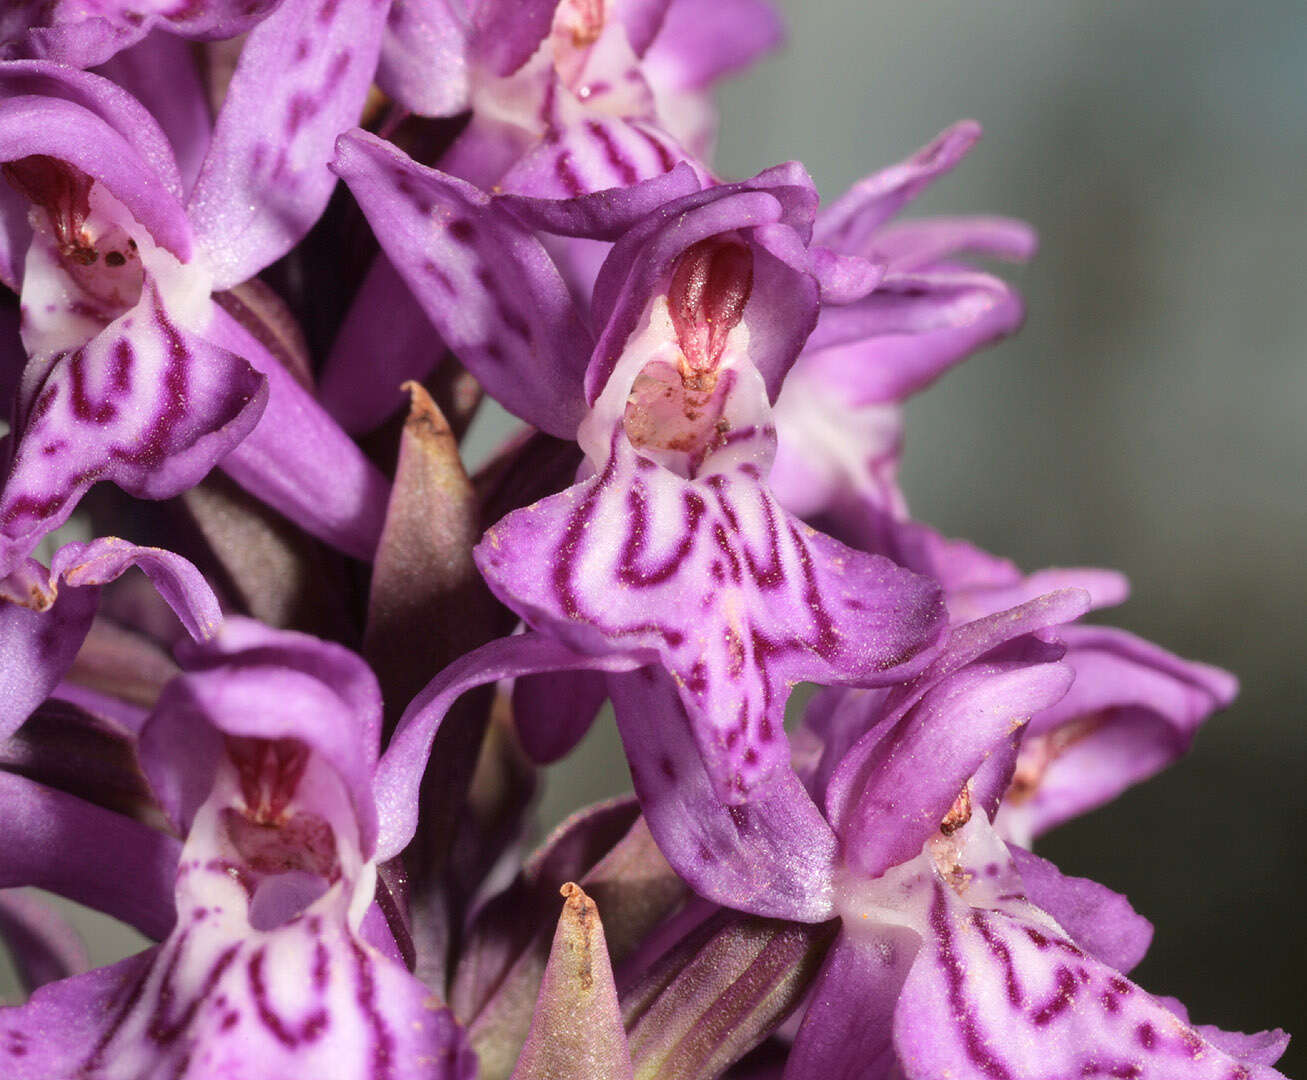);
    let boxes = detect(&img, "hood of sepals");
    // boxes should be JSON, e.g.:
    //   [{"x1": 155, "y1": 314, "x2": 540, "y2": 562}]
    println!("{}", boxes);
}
[
  {"x1": 9, "y1": 159, "x2": 210, "y2": 364},
  {"x1": 579, "y1": 235, "x2": 775, "y2": 481},
  {"x1": 471, "y1": 0, "x2": 657, "y2": 150}
]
